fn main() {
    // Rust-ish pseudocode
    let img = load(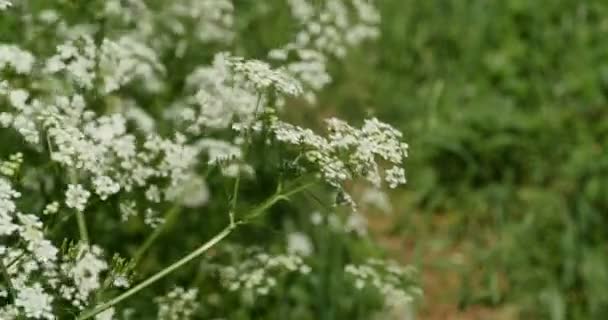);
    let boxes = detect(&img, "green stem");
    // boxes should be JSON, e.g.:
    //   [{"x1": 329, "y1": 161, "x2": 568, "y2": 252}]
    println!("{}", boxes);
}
[
  {"x1": 132, "y1": 205, "x2": 182, "y2": 265},
  {"x1": 244, "y1": 181, "x2": 315, "y2": 221},
  {"x1": 228, "y1": 92, "x2": 262, "y2": 225},
  {"x1": 0, "y1": 258, "x2": 16, "y2": 301},
  {"x1": 77, "y1": 223, "x2": 237, "y2": 320},
  {"x1": 76, "y1": 210, "x2": 90, "y2": 244},
  {"x1": 77, "y1": 180, "x2": 316, "y2": 320},
  {"x1": 229, "y1": 172, "x2": 241, "y2": 226}
]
